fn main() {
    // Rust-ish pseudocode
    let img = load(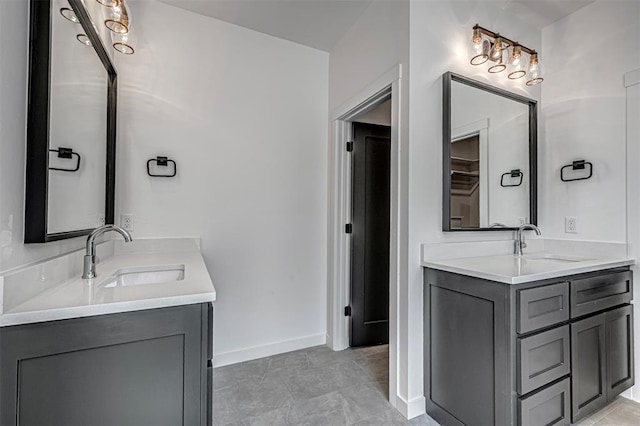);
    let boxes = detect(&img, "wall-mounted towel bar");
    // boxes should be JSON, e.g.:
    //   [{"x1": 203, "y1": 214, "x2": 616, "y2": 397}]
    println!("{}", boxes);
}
[
  {"x1": 500, "y1": 169, "x2": 523, "y2": 187},
  {"x1": 561, "y1": 160, "x2": 593, "y2": 182},
  {"x1": 49, "y1": 147, "x2": 81, "y2": 172},
  {"x1": 147, "y1": 156, "x2": 177, "y2": 177}
]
